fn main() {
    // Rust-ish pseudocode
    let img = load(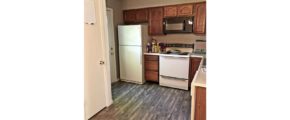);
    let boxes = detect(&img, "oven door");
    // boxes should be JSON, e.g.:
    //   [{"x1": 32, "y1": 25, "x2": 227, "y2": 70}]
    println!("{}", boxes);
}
[{"x1": 159, "y1": 55, "x2": 190, "y2": 79}]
